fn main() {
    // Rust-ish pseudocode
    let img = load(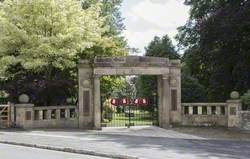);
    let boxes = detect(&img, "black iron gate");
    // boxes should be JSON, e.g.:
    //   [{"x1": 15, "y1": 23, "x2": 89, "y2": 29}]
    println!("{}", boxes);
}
[{"x1": 101, "y1": 96, "x2": 158, "y2": 127}]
